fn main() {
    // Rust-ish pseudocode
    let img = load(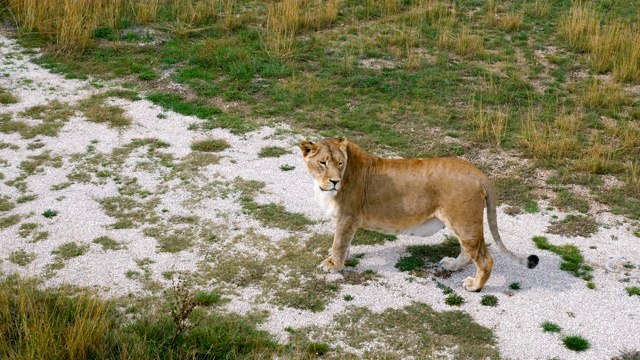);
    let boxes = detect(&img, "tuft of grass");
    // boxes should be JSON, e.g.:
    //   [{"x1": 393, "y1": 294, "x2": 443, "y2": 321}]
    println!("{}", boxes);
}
[
  {"x1": 480, "y1": 295, "x2": 498, "y2": 307},
  {"x1": 541, "y1": 321, "x2": 562, "y2": 333},
  {"x1": 0, "y1": 87, "x2": 18, "y2": 104},
  {"x1": 190, "y1": 138, "x2": 230, "y2": 152},
  {"x1": 306, "y1": 342, "x2": 330, "y2": 356},
  {"x1": 509, "y1": 282, "x2": 521, "y2": 290},
  {"x1": 80, "y1": 96, "x2": 131, "y2": 127},
  {"x1": 445, "y1": 294, "x2": 465, "y2": 306},
  {"x1": 343, "y1": 294, "x2": 354, "y2": 301},
  {"x1": 43, "y1": 209, "x2": 58, "y2": 218},
  {"x1": 52, "y1": 242, "x2": 89, "y2": 260},
  {"x1": 258, "y1": 146, "x2": 290, "y2": 158},
  {"x1": 280, "y1": 164, "x2": 295, "y2": 171},
  {"x1": 0, "y1": 215, "x2": 21, "y2": 229},
  {"x1": 558, "y1": 2, "x2": 599, "y2": 53},
  {"x1": 563, "y1": 335, "x2": 590, "y2": 352},
  {"x1": 626, "y1": 286, "x2": 640, "y2": 297},
  {"x1": 0, "y1": 196, "x2": 15, "y2": 212},
  {"x1": 92, "y1": 236, "x2": 125, "y2": 251},
  {"x1": 8, "y1": 249, "x2": 36, "y2": 266}
]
